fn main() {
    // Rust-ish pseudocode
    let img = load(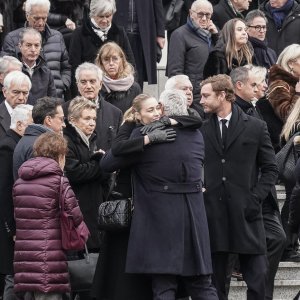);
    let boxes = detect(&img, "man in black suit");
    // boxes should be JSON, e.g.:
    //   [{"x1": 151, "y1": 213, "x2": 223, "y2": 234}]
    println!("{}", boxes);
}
[
  {"x1": 230, "y1": 66, "x2": 286, "y2": 300},
  {"x1": 0, "y1": 71, "x2": 31, "y2": 140},
  {"x1": 0, "y1": 104, "x2": 33, "y2": 300},
  {"x1": 200, "y1": 74, "x2": 278, "y2": 300}
]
